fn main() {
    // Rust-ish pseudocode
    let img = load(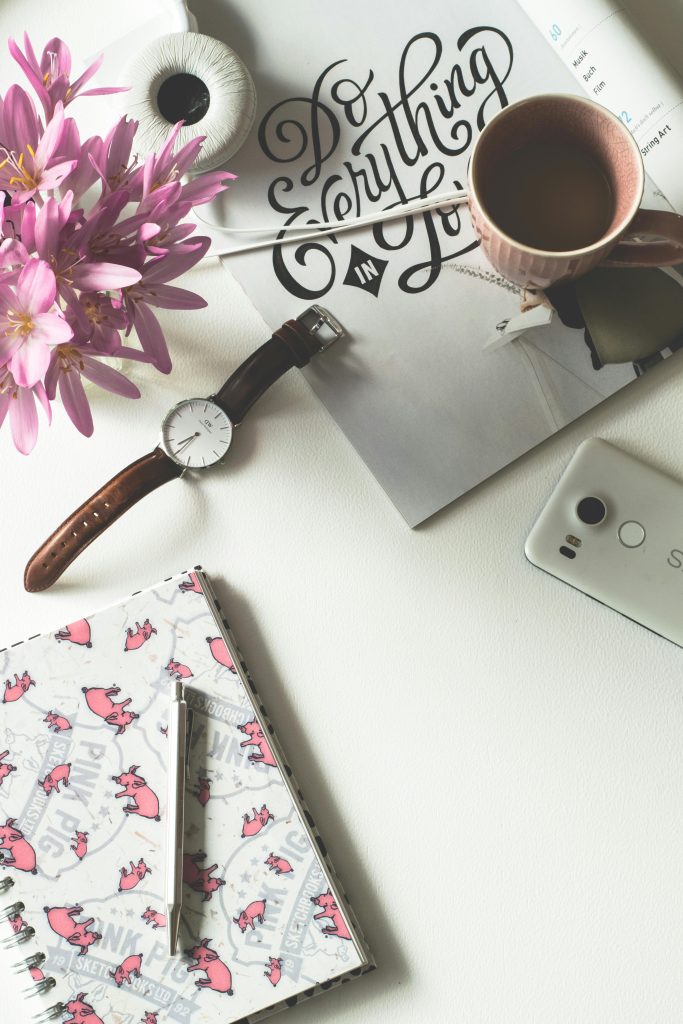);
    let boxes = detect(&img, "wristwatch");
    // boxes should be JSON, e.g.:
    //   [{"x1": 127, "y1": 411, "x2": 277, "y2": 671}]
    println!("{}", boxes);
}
[{"x1": 24, "y1": 306, "x2": 344, "y2": 593}]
